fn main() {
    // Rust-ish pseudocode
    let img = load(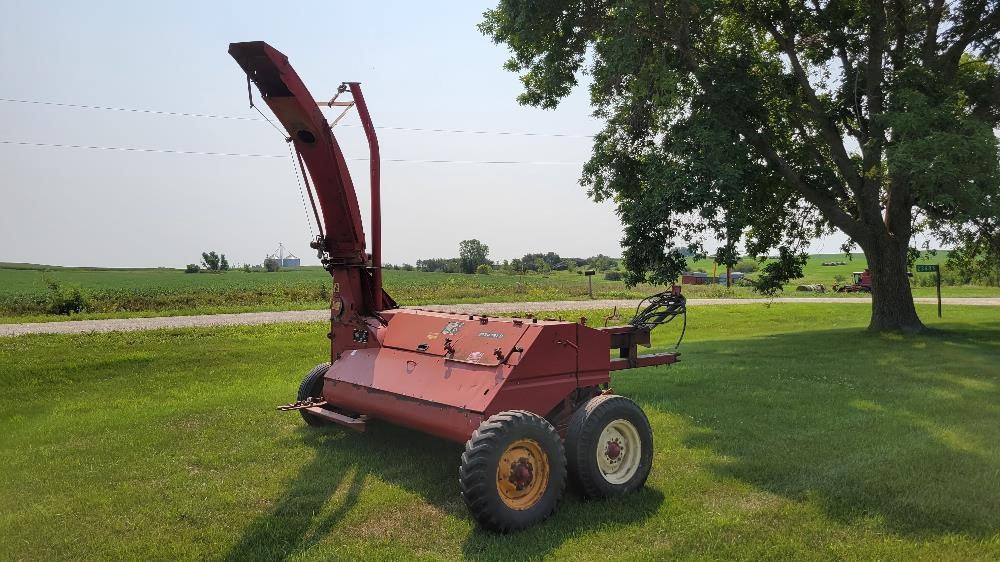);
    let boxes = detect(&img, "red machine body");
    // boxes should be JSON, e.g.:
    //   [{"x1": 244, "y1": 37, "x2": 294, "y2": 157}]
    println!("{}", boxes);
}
[
  {"x1": 326, "y1": 310, "x2": 614, "y2": 442},
  {"x1": 229, "y1": 41, "x2": 679, "y2": 444}
]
